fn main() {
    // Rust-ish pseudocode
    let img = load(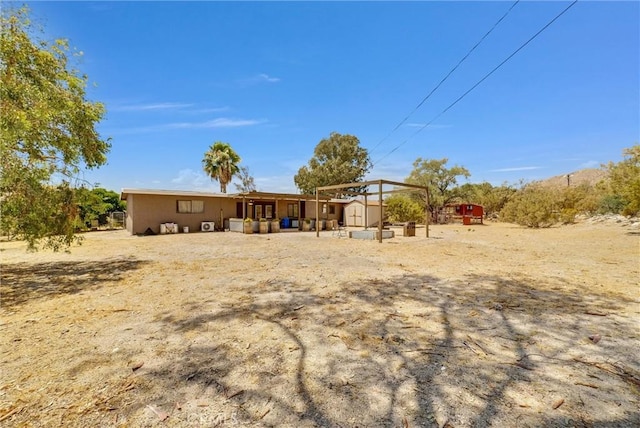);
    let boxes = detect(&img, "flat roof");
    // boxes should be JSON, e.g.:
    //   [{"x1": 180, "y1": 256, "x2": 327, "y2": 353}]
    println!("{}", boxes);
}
[
  {"x1": 120, "y1": 188, "x2": 333, "y2": 201},
  {"x1": 120, "y1": 188, "x2": 227, "y2": 199}
]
